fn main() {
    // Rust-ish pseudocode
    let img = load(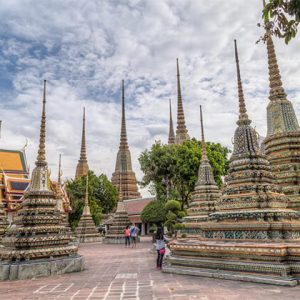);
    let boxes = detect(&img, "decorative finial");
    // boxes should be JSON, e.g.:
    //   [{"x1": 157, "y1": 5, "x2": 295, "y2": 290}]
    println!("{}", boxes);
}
[
  {"x1": 120, "y1": 79, "x2": 128, "y2": 149},
  {"x1": 36, "y1": 80, "x2": 47, "y2": 165},
  {"x1": 79, "y1": 107, "x2": 87, "y2": 160},
  {"x1": 168, "y1": 99, "x2": 175, "y2": 144},
  {"x1": 234, "y1": 40, "x2": 251, "y2": 126},
  {"x1": 200, "y1": 105, "x2": 208, "y2": 161}
]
